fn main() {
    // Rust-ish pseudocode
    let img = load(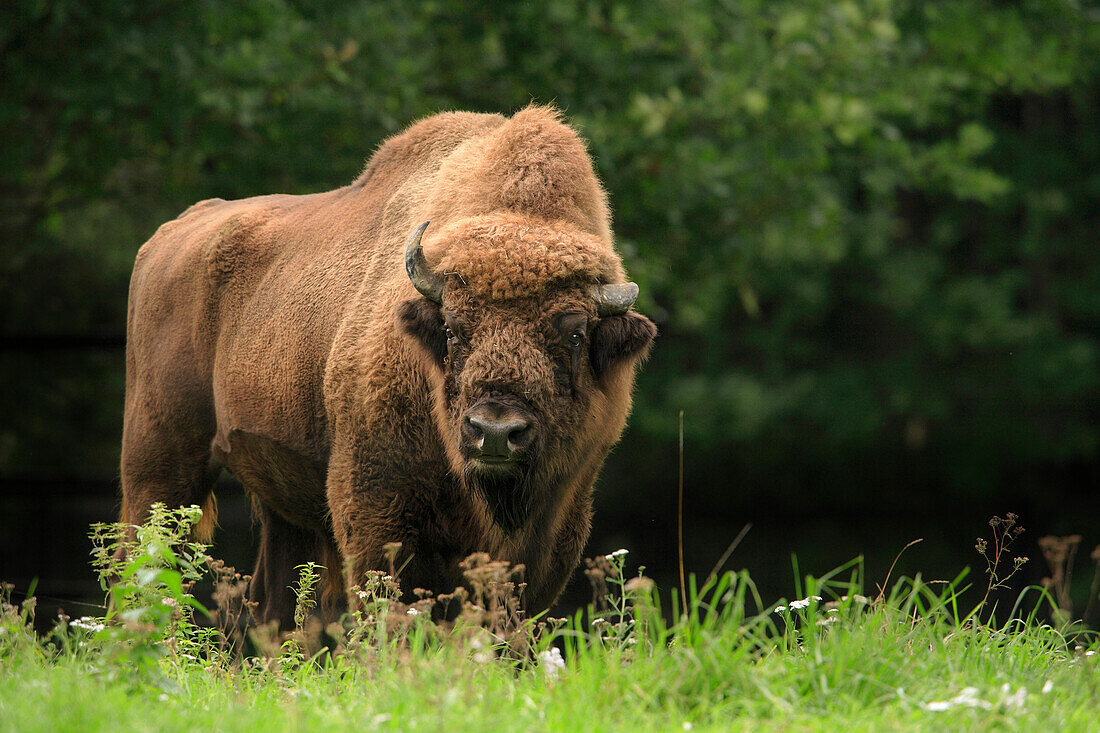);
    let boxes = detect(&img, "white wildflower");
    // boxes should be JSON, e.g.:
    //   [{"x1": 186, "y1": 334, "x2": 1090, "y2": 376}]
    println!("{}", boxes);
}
[
  {"x1": 539, "y1": 647, "x2": 566, "y2": 681},
  {"x1": 606, "y1": 549, "x2": 629, "y2": 560},
  {"x1": 1041, "y1": 680, "x2": 1053, "y2": 694},
  {"x1": 69, "y1": 617, "x2": 106, "y2": 633},
  {"x1": 921, "y1": 687, "x2": 992, "y2": 712},
  {"x1": 788, "y1": 596, "x2": 821, "y2": 611},
  {"x1": 774, "y1": 606, "x2": 787, "y2": 613},
  {"x1": 406, "y1": 608, "x2": 420, "y2": 616},
  {"x1": 1002, "y1": 684, "x2": 1027, "y2": 710},
  {"x1": 922, "y1": 701, "x2": 952, "y2": 712},
  {"x1": 161, "y1": 597, "x2": 178, "y2": 608}
]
